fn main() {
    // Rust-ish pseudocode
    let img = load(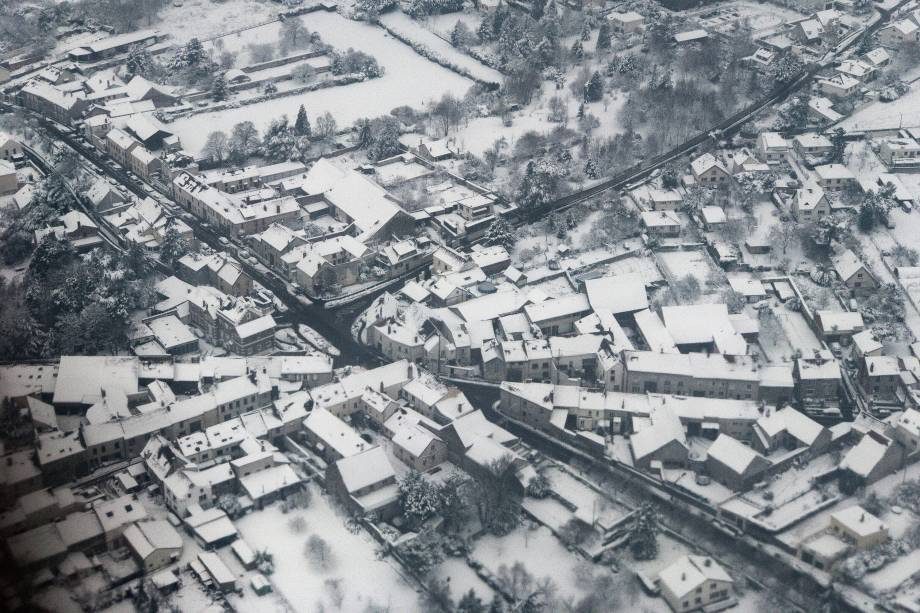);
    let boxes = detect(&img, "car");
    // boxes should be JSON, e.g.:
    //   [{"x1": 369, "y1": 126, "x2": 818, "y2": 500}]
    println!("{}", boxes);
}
[
  {"x1": 695, "y1": 474, "x2": 711, "y2": 486},
  {"x1": 903, "y1": 202, "x2": 912, "y2": 213},
  {"x1": 238, "y1": 249, "x2": 249, "y2": 258},
  {"x1": 291, "y1": 283, "x2": 304, "y2": 295},
  {"x1": 218, "y1": 237, "x2": 229, "y2": 246}
]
